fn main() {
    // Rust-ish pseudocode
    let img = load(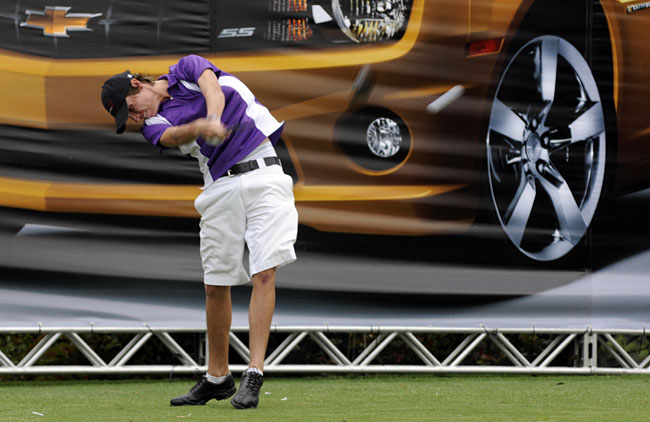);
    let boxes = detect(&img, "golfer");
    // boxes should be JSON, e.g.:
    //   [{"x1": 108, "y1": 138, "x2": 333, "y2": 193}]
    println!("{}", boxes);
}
[{"x1": 100, "y1": 54, "x2": 298, "y2": 409}]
